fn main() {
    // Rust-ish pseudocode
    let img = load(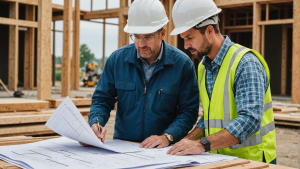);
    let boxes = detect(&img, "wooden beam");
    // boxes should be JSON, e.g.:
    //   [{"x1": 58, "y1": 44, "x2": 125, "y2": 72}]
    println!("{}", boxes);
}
[
  {"x1": 281, "y1": 24, "x2": 288, "y2": 96},
  {"x1": 0, "y1": 79, "x2": 12, "y2": 96},
  {"x1": 71, "y1": 0, "x2": 80, "y2": 90},
  {"x1": 258, "y1": 19, "x2": 294, "y2": 25},
  {"x1": 266, "y1": 2, "x2": 269, "y2": 21},
  {"x1": 61, "y1": 0, "x2": 72, "y2": 97},
  {"x1": 24, "y1": 5, "x2": 35, "y2": 90},
  {"x1": 83, "y1": 8, "x2": 119, "y2": 20},
  {"x1": 214, "y1": 0, "x2": 293, "y2": 8},
  {"x1": 102, "y1": 19, "x2": 106, "y2": 71},
  {"x1": 118, "y1": 13, "x2": 128, "y2": 48},
  {"x1": 2, "y1": 0, "x2": 38, "y2": 5},
  {"x1": 8, "y1": 2, "x2": 19, "y2": 91},
  {"x1": 52, "y1": 21, "x2": 56, "y2": 87},
  {"x1": 252, "y1": 2, "x2": 261, "y2": 52},
  {"x1": 168, "y1": 0, "x2": 177, "y2": 47},
  {"x1": 291, "y1": 0, "x2": 300, "y2": 103},
  {"x1": 37, "y1": 0, "x2": 52, "y2": 100},
  {"x1": 261, "y1": 25, "x2": 265, "y2": 57},
  {"x1": 224, "y1": 25, "x2": 253, "y2": 29},
  {"x1": 0, "y1": 17, "x2": 38, "y2": 27},
  {"x1": 0, "y1": 98, "x2": 49, "y2": 112}
]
